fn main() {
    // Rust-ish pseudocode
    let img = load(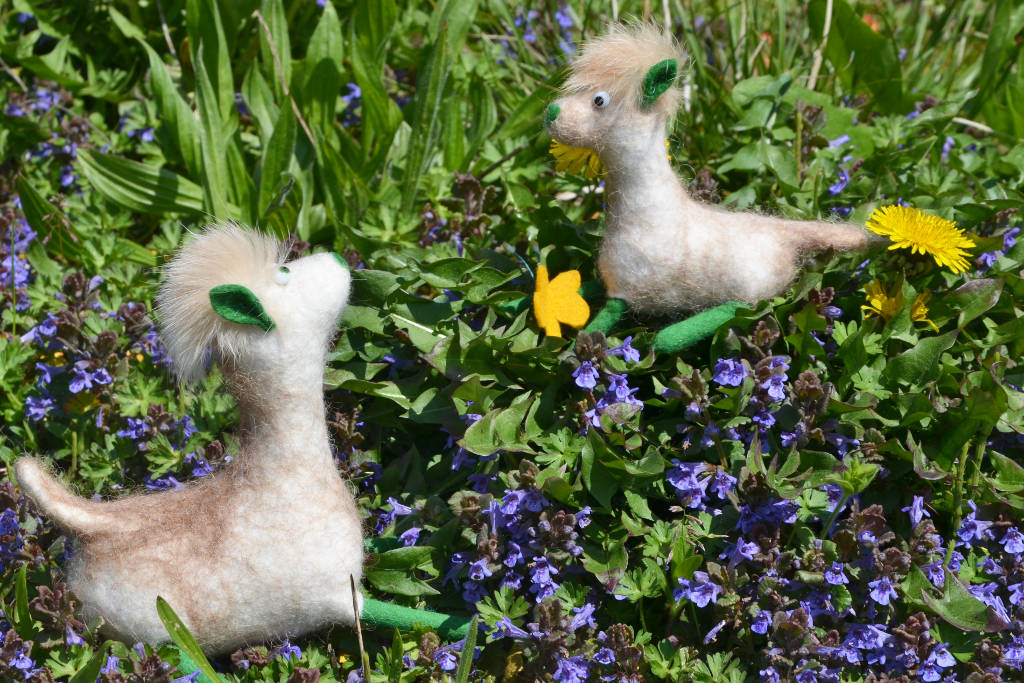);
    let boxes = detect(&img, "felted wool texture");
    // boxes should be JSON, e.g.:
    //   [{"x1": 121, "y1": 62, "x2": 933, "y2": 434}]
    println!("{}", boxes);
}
[
  {"x1": 15, "y1": 225, "x2": 364, "y2": 655},
  {"x1": 547, "y1": 23, "x2": 876, "y2": 315}
]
